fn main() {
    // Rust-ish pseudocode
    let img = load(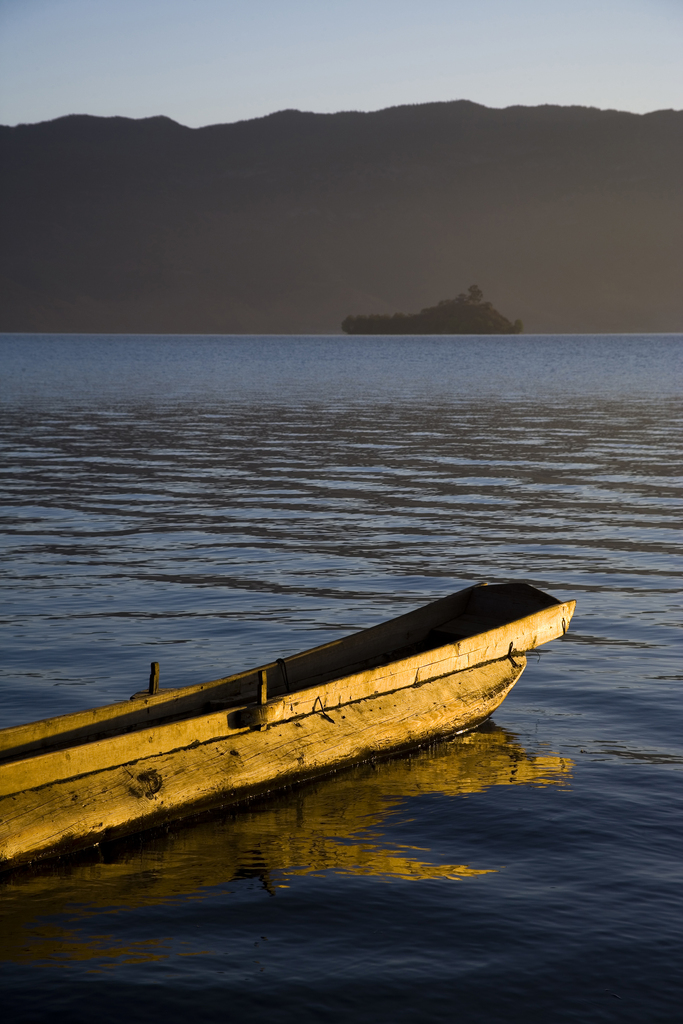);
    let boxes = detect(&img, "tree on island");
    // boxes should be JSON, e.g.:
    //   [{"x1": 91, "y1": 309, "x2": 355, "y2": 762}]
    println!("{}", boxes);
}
[{"x1": 341, "y1": 285, "x2": 523, "y2": 335}]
